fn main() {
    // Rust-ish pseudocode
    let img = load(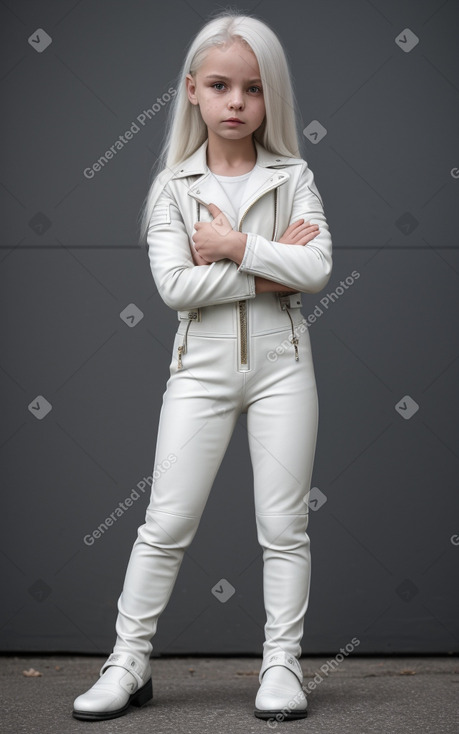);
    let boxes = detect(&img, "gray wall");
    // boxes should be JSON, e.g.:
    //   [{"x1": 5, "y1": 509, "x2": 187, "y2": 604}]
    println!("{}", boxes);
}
[{"x1": 1, "y1": 0, "x2": 458, "y2": 656}]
